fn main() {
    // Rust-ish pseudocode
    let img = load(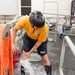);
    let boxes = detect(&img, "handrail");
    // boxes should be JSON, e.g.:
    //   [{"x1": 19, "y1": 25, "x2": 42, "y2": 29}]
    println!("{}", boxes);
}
[
  {"x1": 43, "y1": 13, "x2": 75, "y2": 17},
  {"x1": 7, "y1": 18, "x2": 20, "y2": 25},
  {"x1": 59, "y1": 36, "x2": 75, "y2": 75},
  {"x1": 6, "y1": 16, "x2": 24, "y2": 44},
  {"x1": 6, "y1": 16, "x2": 23, "y2": 27}
]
